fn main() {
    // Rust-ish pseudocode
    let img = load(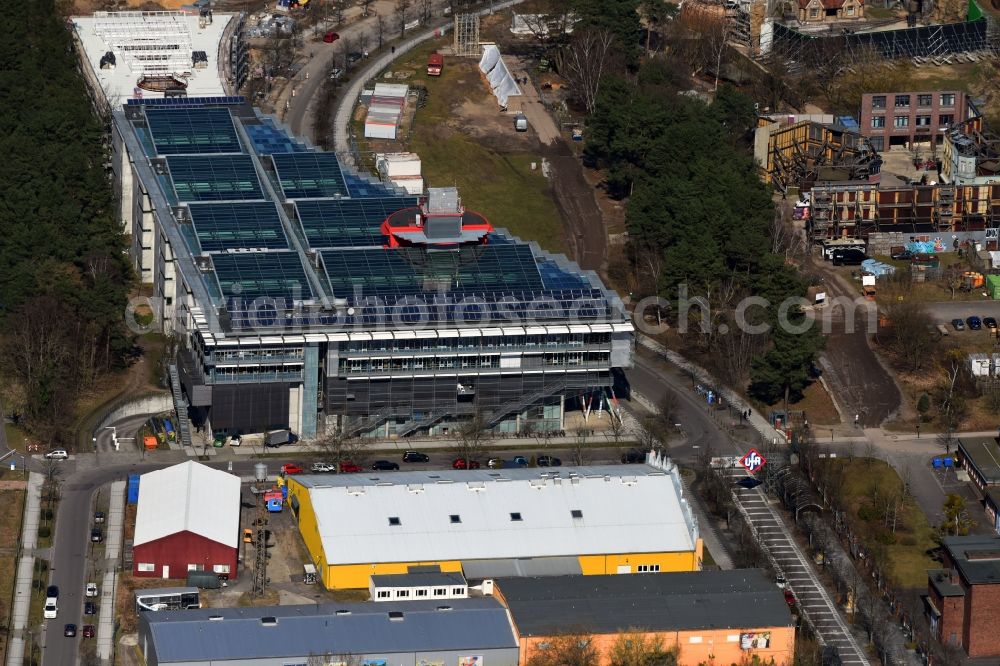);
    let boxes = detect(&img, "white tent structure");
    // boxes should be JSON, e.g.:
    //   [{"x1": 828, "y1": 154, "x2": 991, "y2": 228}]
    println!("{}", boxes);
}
[{"x1": 478, "y1": 45, "x2": 521, "y2": 110}]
